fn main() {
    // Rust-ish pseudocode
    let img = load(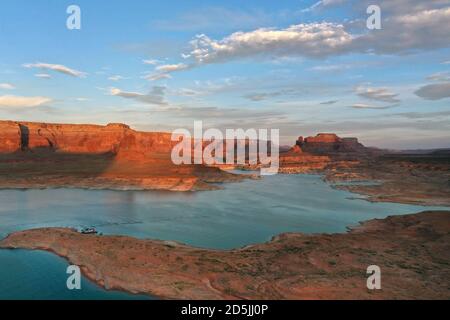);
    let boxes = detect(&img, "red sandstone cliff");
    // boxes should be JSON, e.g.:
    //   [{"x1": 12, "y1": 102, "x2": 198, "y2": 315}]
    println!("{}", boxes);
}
[
  {"x1": 0, "y1": 120, "x2": 248, "y2": 191},
  {"x1": 295, "y1": 133, "x2": 367, "y2": 154},
  {"x1": 0, "y1": 121, "x2": 21, "y2": 153},
  {"x1": 278, "y1": 133, "x2": 380, "y2": 173},
  {"x1": 0, "y1": 120, "x2": 178, "y2": 161}
]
